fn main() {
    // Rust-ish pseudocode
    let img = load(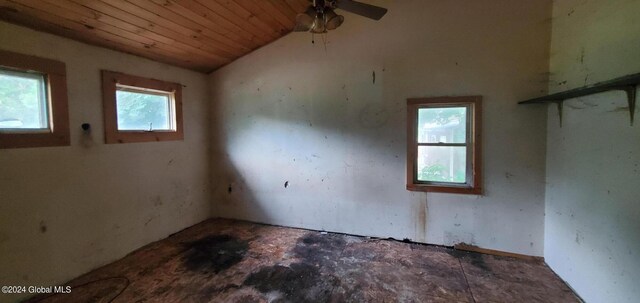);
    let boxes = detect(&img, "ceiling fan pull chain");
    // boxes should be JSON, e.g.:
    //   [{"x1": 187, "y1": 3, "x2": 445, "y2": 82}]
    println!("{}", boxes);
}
[{"x1": 322, "y1": 33, "x2": 328, "y2": 52}]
